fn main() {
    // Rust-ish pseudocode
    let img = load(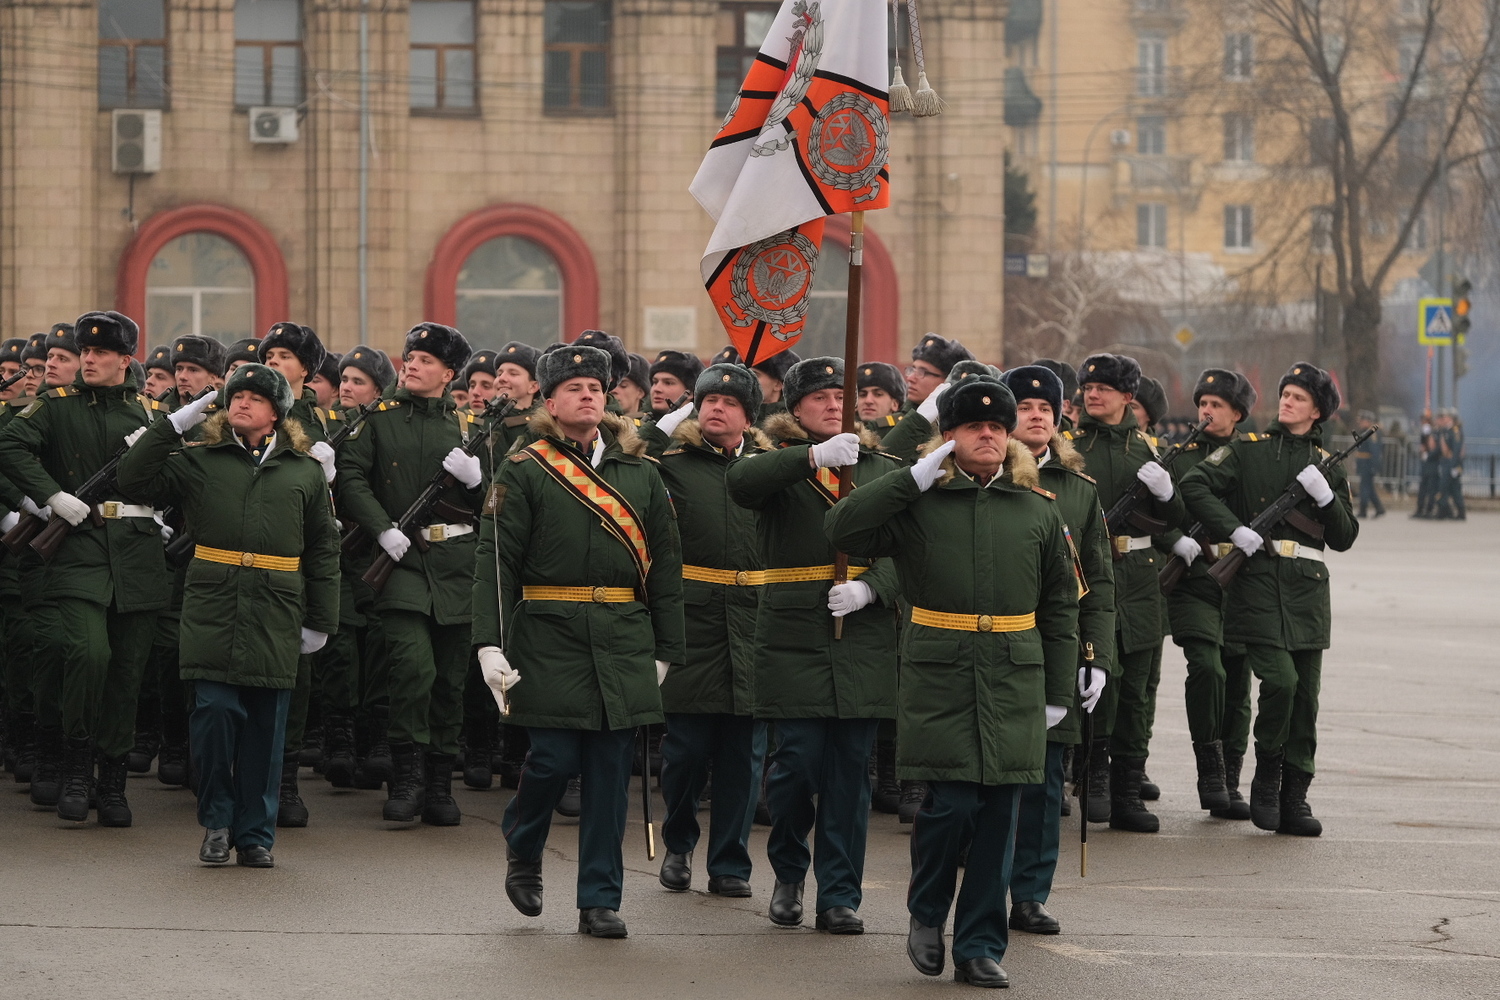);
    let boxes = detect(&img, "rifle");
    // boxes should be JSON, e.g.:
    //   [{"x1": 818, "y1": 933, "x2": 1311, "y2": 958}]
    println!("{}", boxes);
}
[
  {"x1": 1207, "y1": 425, "x2": 1374, "y2": 589},
  {"x1": 1156, "y1": 522, "x2": 1221, "y2": 595},
  {"x1": 359, "y1": 395, "x2": 513, "y2": 592},
  {"x1": 1078, "y1": 641, "x2": 1095, "y2": 877},
  {"x1": 29, "y1": 443, "x2": 132, "y2": 561},
  {"x1": 0, "y1": 368, "x2": 28, "y2": 393},
  {"x1": 1, "y1": 505, "x2": 46, "y2": 558},
  {"x1": 1101, "y1": 419, "x2": 1208, "y2": 559}
]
